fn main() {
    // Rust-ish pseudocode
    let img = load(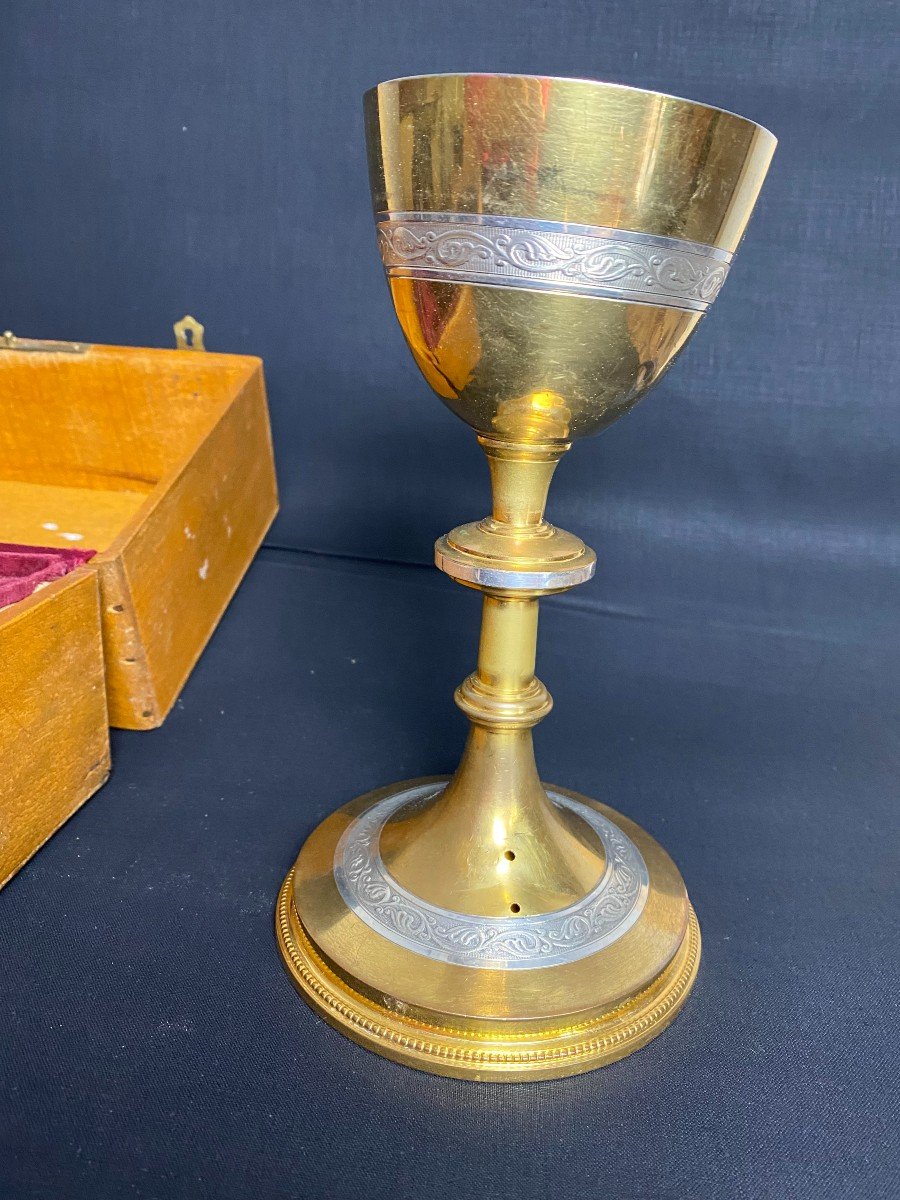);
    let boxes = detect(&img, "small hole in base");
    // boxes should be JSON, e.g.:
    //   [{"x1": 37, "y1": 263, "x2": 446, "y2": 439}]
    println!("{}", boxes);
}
[
  {"x1": 509, "y1": 903, "x2": 521, "y2": 914},
  {"x1": 503, "y1": 850, "x2": 515, "y2": 861}
]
